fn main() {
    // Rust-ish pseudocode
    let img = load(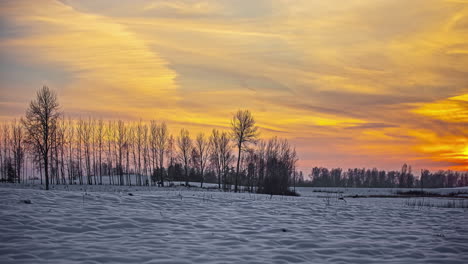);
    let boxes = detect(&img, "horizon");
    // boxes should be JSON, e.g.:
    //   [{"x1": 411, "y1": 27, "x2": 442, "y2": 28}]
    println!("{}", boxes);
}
[{"x1": 1, "y1": 0, "x2": 467, "y2": 173}]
